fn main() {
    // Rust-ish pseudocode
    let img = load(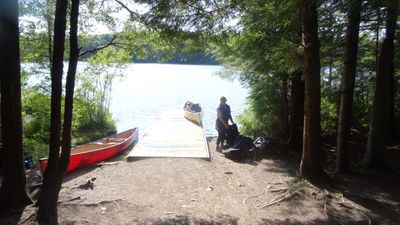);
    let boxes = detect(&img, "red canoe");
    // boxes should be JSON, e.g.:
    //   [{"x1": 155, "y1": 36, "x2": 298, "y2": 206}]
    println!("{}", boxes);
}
[{"x1": 39, "y1": 128, "x2": 138, "y2": 174}]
